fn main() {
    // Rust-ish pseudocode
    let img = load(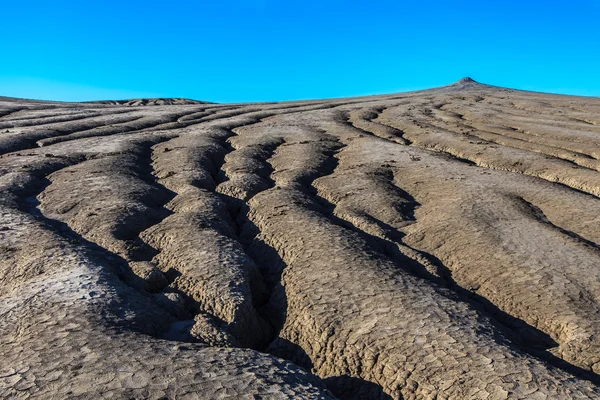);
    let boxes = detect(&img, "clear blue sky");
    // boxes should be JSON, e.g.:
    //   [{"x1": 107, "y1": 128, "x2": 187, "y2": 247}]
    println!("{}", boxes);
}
[{"x1": 1, "y1": 1, "x2": 599, "y2": 103}]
